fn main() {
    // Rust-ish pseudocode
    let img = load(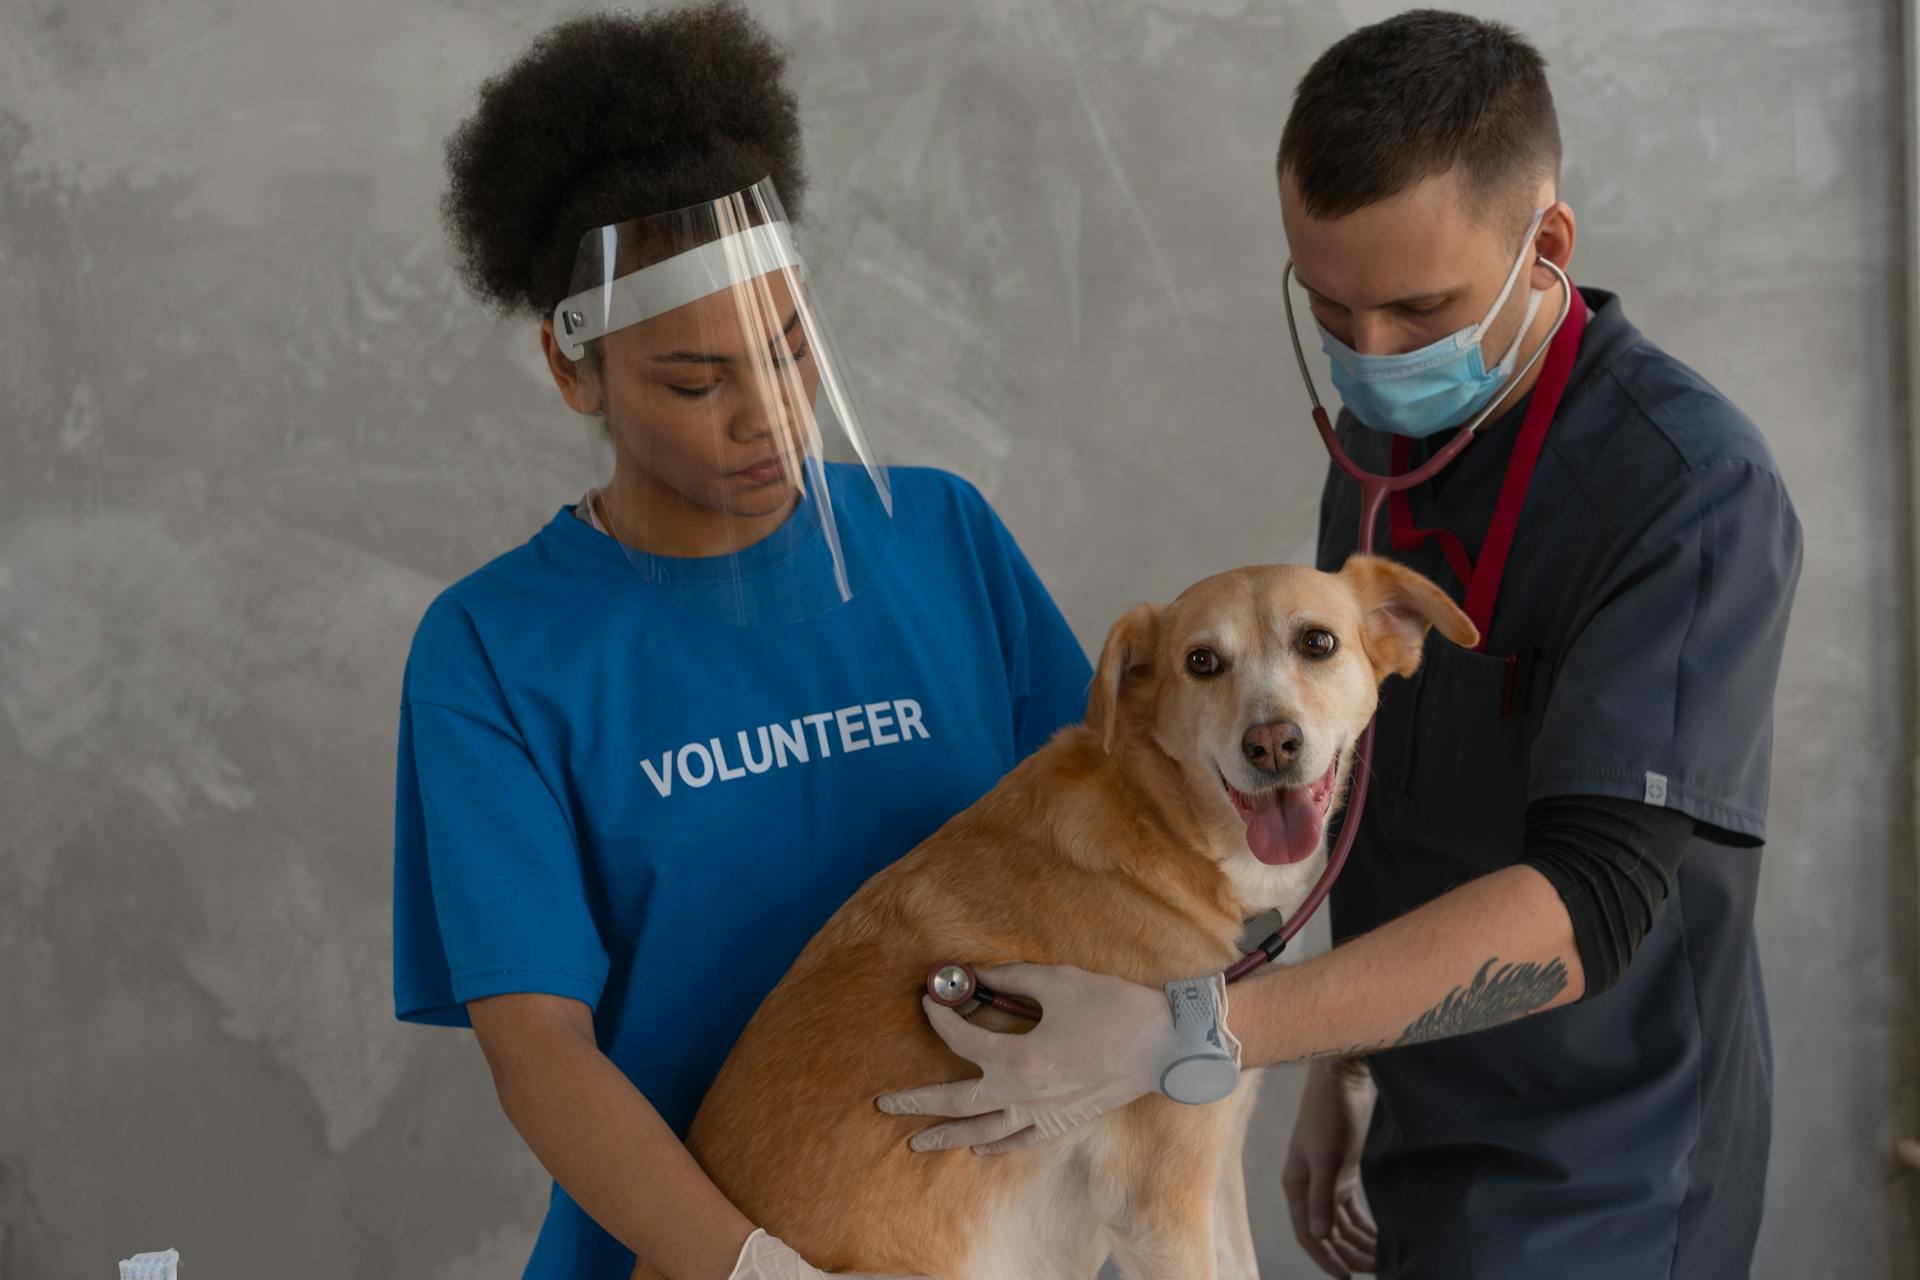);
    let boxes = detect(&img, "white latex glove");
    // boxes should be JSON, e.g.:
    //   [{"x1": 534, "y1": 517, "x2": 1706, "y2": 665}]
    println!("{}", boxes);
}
[
  {"x1": 875, "y1": 963, "x2": 1185, "y2": 1154},
  {"x1": 729, "y1": 1228, "x2": 934, "y2": 1280},
  {"x1": 1282, "y1": 1058, "x2": 1379, "y2": 1277}
]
